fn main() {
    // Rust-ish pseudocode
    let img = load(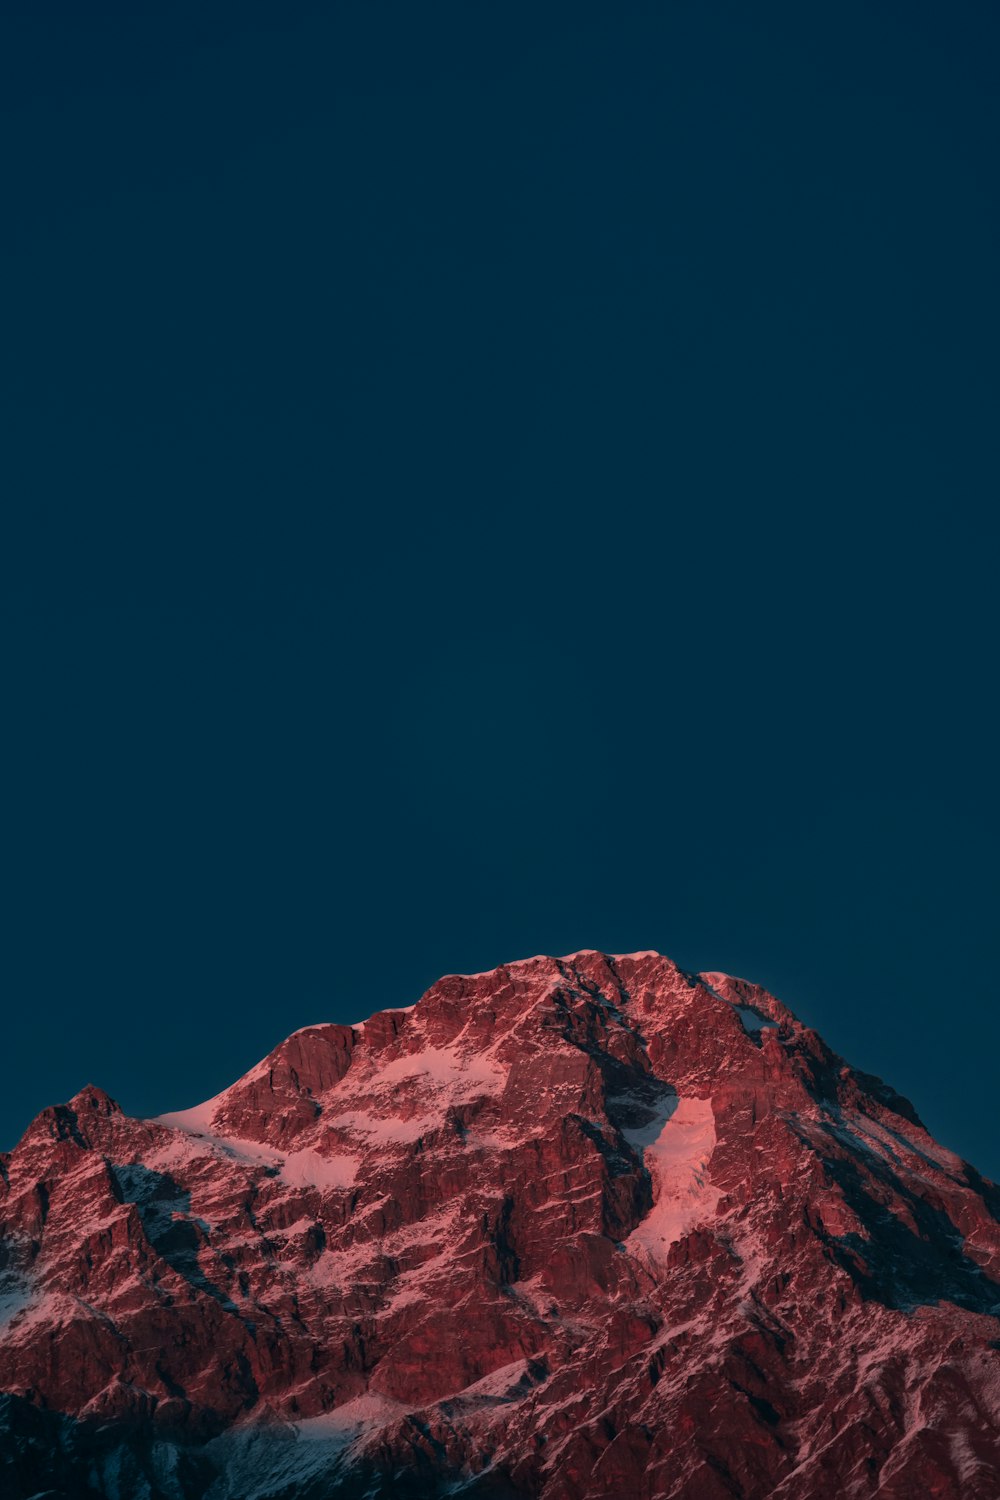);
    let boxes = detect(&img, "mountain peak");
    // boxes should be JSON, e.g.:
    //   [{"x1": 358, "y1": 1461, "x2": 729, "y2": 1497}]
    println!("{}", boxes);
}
[
  {"x1": 68, "y1": 1082, "x2": 122, "y2": 1116},
  {"x1": 1, "y1": 952, "x2": 997, "y2": 1498}
]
